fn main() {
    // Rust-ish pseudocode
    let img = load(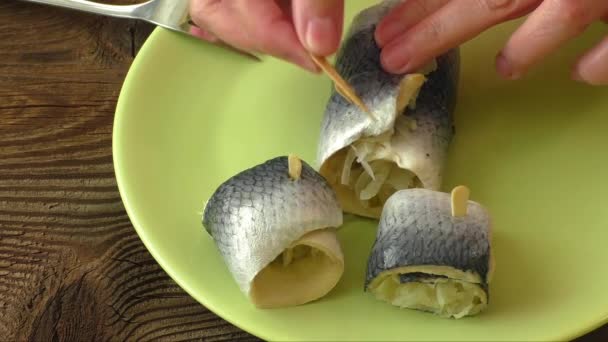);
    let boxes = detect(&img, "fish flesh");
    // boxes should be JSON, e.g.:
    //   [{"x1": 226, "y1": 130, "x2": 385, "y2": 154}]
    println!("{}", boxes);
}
[
  {"x1": 365, "y1": 189, "x2": 493, "y2": 318},
  {"x1": 317, "y1": 0, "x2": 460, "y2": 218},
  {"x1": 202, "y1": 156, "x2": 344, "y2": 308}
]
